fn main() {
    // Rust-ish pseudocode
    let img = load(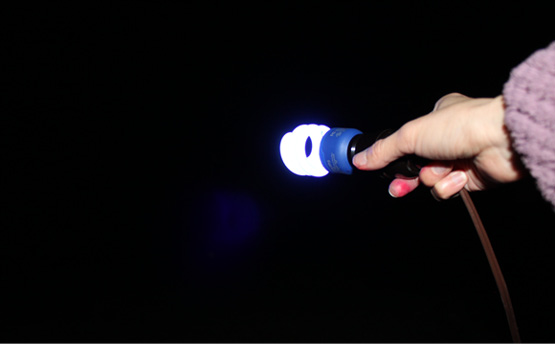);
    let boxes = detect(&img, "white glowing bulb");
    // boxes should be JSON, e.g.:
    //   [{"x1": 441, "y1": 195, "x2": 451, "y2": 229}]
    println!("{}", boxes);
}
[{"x1": 280, "y1": 124, "x2": 330, "y2": 177}]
